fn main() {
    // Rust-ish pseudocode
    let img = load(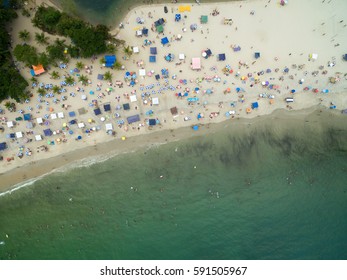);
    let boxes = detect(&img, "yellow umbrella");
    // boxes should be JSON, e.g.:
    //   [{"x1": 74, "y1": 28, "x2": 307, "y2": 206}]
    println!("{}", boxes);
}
[
  {"x1": 88, "y1": 119, "x2": 93, "y2": 123},
  {"x1": 121, "y1": 136, "x2": 126, "y2": 141},
  {"x1": 63, "y1": 123, "x2": 67, "y2": 127}
]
